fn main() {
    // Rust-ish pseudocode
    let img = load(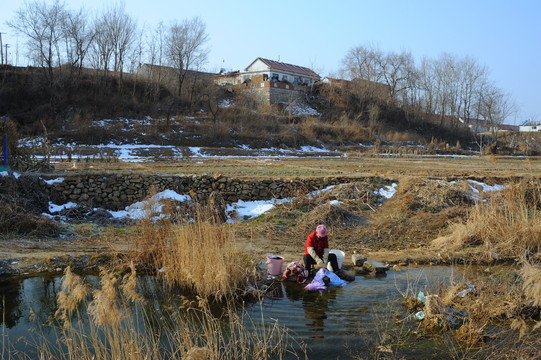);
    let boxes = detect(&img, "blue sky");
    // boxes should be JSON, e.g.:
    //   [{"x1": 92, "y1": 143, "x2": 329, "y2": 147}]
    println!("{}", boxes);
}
[{"x1": 3, "y1": 0, "x2": 540, "y2": 124}]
